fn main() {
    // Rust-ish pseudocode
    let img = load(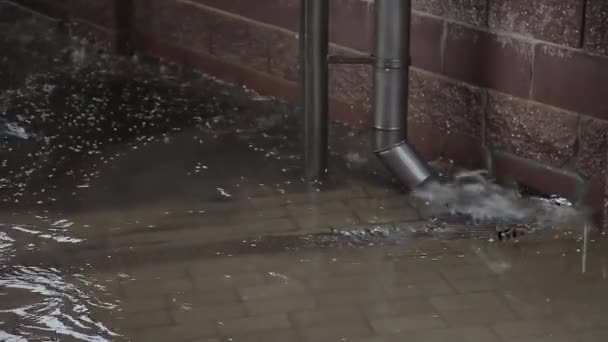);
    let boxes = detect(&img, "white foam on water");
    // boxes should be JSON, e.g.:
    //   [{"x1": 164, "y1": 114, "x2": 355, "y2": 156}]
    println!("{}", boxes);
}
[{"x1": 411, "y1": 170, "x2": 586, "y2": 229}]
